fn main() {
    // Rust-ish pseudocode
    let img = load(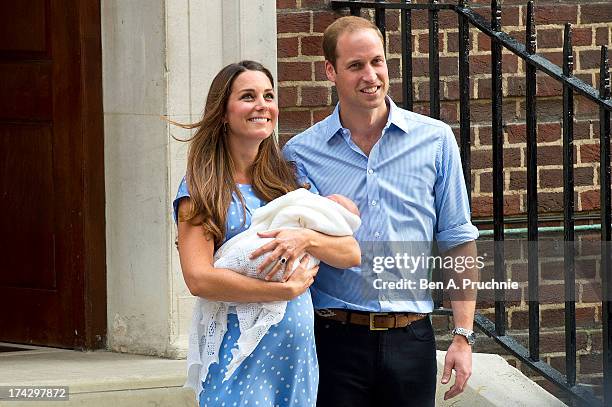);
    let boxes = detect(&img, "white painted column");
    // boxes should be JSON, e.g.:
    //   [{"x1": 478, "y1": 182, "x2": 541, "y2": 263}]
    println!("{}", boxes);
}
[{"x1": 102, "y1": 0, "x2": 277, "y2": 357}]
